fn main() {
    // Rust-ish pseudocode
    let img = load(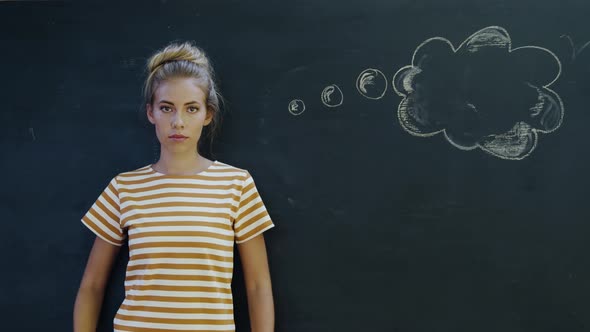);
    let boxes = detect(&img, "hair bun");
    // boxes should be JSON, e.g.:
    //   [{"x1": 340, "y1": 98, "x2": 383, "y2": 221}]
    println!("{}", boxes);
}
[{"x1": 147, "y1": 42, "x2": 210, "y2": 75}]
